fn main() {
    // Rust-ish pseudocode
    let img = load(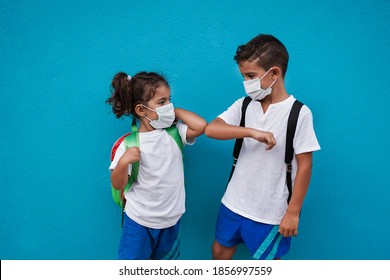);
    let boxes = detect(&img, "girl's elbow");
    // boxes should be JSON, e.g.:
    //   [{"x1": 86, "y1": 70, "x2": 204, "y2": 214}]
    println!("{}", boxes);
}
[
  {"x1": 204, "y1": 124, "x2": 213, "y2": 137},
  {"x1": 110, "y1": 174, "x2": 126, "y2": 190},
  {"x1": 199, "y1": 120, "x2": 208, "y2": 133},
  {"x1": 193, "y1": 120, "x2": 208, "y2": 137}
]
